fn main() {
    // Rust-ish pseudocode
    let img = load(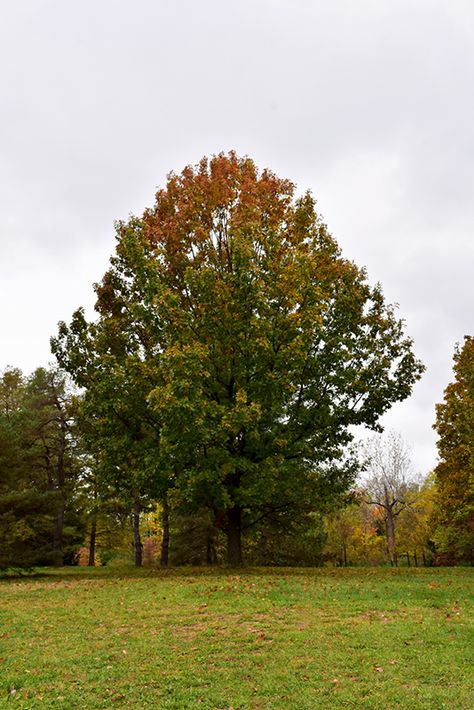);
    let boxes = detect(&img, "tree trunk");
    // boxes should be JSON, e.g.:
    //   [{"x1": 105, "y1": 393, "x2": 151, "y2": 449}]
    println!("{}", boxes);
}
[
  {"x1": 52, "y1": 403, "x2": 68, "y2": 567},
  {"x1": 52, "y1": 503, "x2": 65, "y2": 566},
  {"x1": 206, "y1": 535, "x2": 217, "y2": 565},
  {"x1": 88, "y1": 515, "x2": 97, "y2": 566},
  {"x1": 160, "y1": 495, "x2": 169, "y2": 568},
  {"x1": 414, "y1": 550, "x2": 418, "y2": 567},
  {"x1": 132, "y1": 501, "x2": 143, "y2": 567},
  {"x1": 226, "y1": 505, "x2": 243, "y2": 566},
  {"x1": 259, "y1": 531, "x2": 269, "y2": 566},
  {"x1": 385, "y1": 507, "x2": 396, "y2": 567}
]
